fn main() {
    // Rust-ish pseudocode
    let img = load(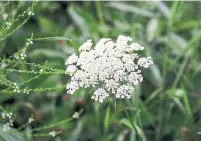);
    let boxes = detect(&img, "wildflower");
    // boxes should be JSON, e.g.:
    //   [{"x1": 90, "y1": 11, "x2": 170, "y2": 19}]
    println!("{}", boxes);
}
[
  {"x1": 28, "y1": 117, "x2": 34, "y2": 123},
  {"x1": 72, "y1": 112, "x2": 79, "y2": 119},
  {"x1": 66, "y1": 65, "x2": 77, "y2": 76},
  {"x1": 130, "y1": 43, "x2": 144, "y2": 51},
  {"x1": 79, "y1": 39, "x2": 92, "y2": 52},
  {"x1": 91, "y1": 88, "x2": 109, "y2": 103},
  {"x1": 14, "y1": 48, "x2": 27, "y2": 60},
  {"x1": 26, "y1": 39, "x2": 33, "y2": 46},
  {"x1": 20, "y1": 52, "x2": 27, "y2": 60},
  {"x1": 28, "y1": 11, "x2": 34, "y2": 16},
  {"x1": 66, "y1": 81, "x2": 79, "y2": 94},
  {"x1": 65, "y1": 35, "x2": 153, "y2": 103},
  {"x1": 65, "y1": 53, "x2": 78, "y2": 65},
  {"x1": 138, "y1": 57, "x2": 153, "y2": 68},
  {"x1": 116, "y1": 85, "x2": 133, "y2": 99},
  {"x1": 13, "y1": 83, "x2": 20, "y2": 93},
  {"x1": 49, "y1": 131, "x2": 56, "y2": 137},
  {"x1": 1, "y1": 112, "x2": 14, "y2": 131},
  {"x1": 6, "y1": 112, "x2": 13, "y2": 119},
  {"x1": 3, "y1": 124, "x2": 11, "y2": 131}
]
